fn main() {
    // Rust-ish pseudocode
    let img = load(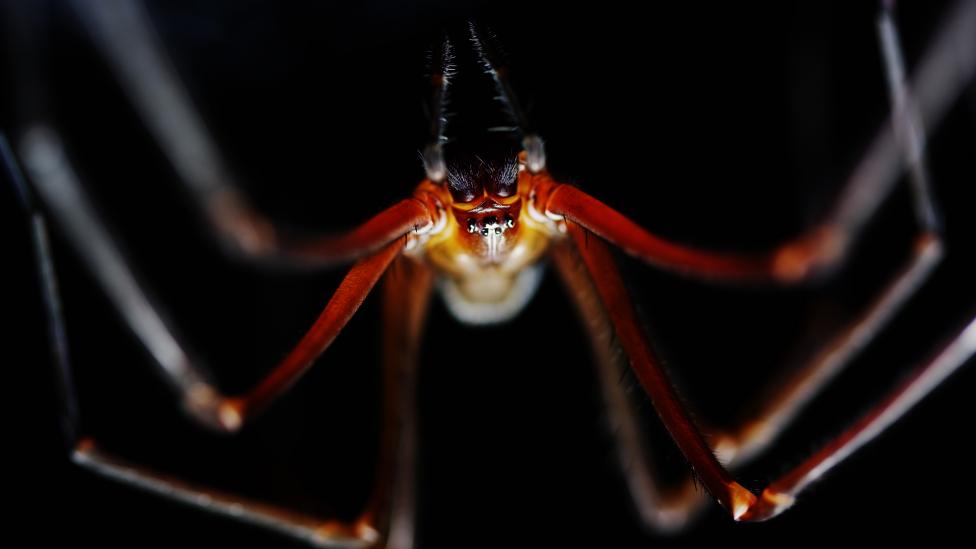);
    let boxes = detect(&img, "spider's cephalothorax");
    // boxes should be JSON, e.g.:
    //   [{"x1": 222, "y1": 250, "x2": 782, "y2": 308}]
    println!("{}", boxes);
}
[
  {"x1": 413, "y1": 24, "x2": 554, "y2": 324},
  {"x1": 419, "y1": 153, "x2": 553, "y2": 325},
  {"x1": 446, "y1": 146, "x2": 521, "y2": 260}
]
